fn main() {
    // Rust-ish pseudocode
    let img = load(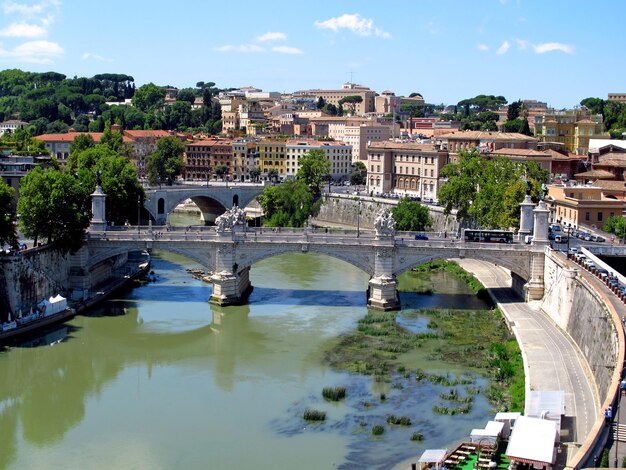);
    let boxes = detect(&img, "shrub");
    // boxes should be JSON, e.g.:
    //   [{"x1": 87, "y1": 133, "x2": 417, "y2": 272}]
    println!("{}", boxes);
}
[
  {"x1": 372, "y1": 425, "x2": 385, "y2": 436},
  {"x1": 303, "y1": 409, "x2": 326, "y2": 421},
  {"x1": 387, "y1": 415, "x2": 412, "y2": 426},
  {"x1": 322, "y1": 386, "x2": 346, "y2": 401},
  {"x1": 410, "y1": 432, "x2": 424, "y2": 441}
]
